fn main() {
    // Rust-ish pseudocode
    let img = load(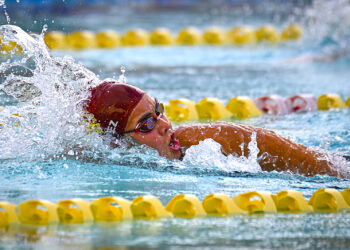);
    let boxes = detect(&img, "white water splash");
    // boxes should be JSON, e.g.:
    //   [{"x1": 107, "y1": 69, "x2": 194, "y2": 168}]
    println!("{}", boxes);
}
[
  {"x1": 183, "y1": 133, "x2": 261, "y2": 173},
  {"x1": 302, "y1": 0, "x2": 350, "y2": 50},
  {"x1": 310, "y1": 146, "x2": 350, "y2": 179},
  {"x1": 0, "y1": 25, "x2": 104, "y2": 160}
]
